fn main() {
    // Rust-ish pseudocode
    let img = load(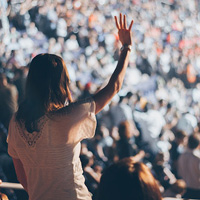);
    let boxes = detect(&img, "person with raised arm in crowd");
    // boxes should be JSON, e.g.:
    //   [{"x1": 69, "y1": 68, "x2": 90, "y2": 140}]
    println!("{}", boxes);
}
[{"x1": 7, "y1": 14, "x2": 133, "y2": 200}]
